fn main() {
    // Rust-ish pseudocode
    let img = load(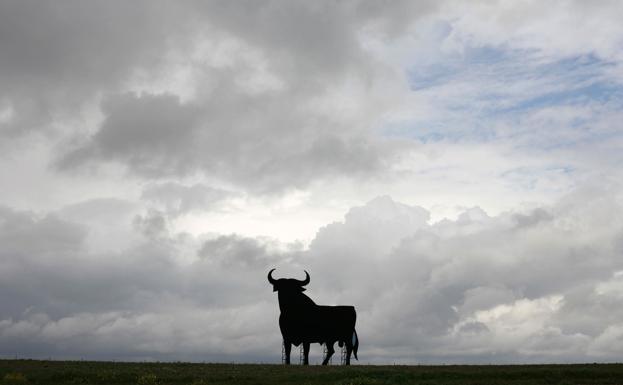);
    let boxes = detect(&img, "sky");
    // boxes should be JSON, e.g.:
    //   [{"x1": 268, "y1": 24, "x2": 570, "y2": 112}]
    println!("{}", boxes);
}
[{"x1": 1, "y1": 0, "x2": 623, "y2": 364}]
